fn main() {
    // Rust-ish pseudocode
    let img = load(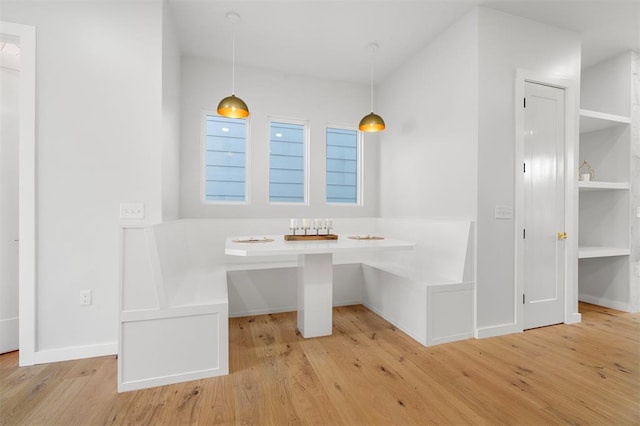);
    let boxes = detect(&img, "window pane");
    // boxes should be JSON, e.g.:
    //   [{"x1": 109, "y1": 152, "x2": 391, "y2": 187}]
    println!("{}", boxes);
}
[
  {"x1": 326, "y1": 128, "x2": 358, "y2": 204},
  {"x1": 270, "y1": 122, "x2": 305, "y2": 203},
  {"x1": 205, "y1": 115, "x2": 246, "y2": 202}
]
